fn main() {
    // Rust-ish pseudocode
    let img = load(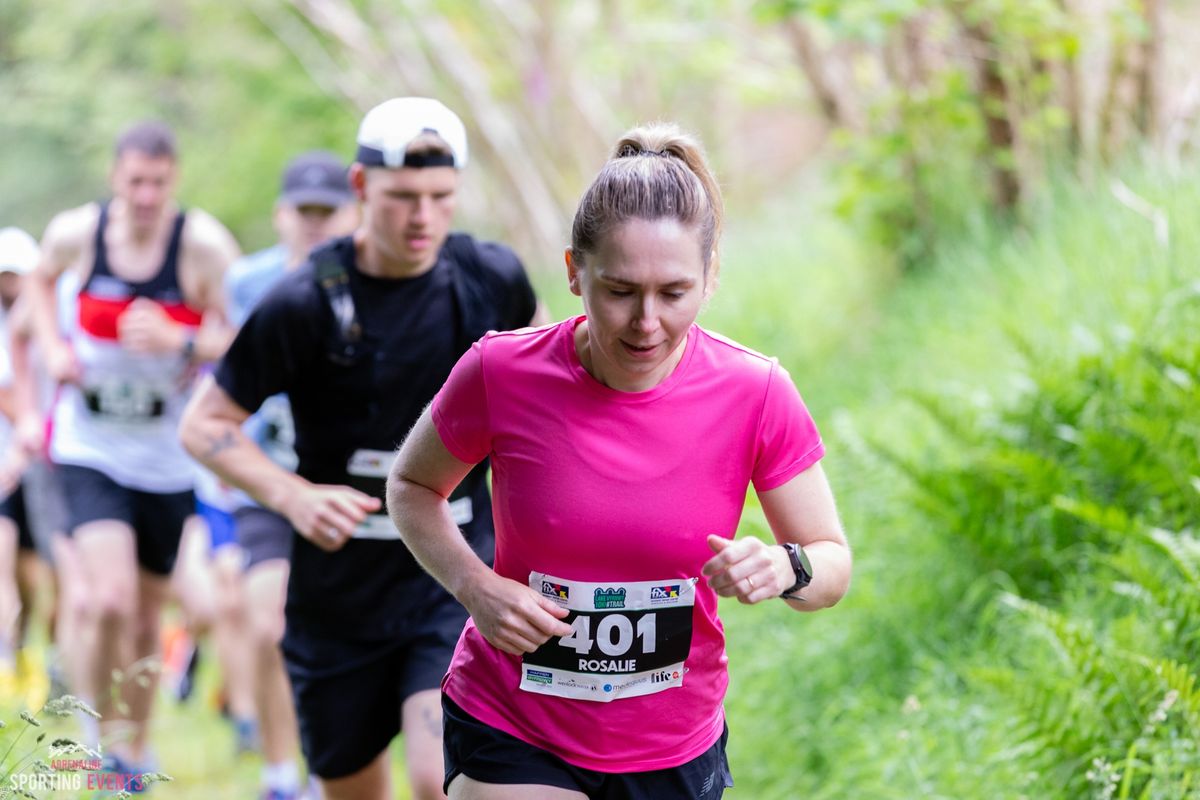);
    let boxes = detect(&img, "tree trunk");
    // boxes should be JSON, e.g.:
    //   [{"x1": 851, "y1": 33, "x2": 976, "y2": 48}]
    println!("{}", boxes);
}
[
  {"x1": 1055, "y1": 0, "x2": 1084, "y2": 156},
  {"x1": 1133, "y1": 0, "x2": 1165, "y2": 141},
  {"x1": 779, "y1": 16, "x2": 851, "y2": 127},
  {"x1": 1098, "y1": 35, "x2": 1129, "y2": 163},
  {"x1": 957, "y1": 17, "x2": 1021, "y2": 211}
]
